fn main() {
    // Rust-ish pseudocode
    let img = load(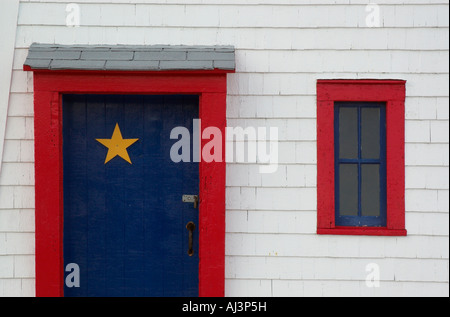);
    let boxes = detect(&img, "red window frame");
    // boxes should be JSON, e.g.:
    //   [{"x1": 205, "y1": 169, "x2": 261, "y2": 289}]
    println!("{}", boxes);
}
[
  {"x1": 24, "y1": 67, "x2": 231, "y2": 297},
  {"x1": 317, "y1": 79, "x2": 407, "y2": 236}
]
